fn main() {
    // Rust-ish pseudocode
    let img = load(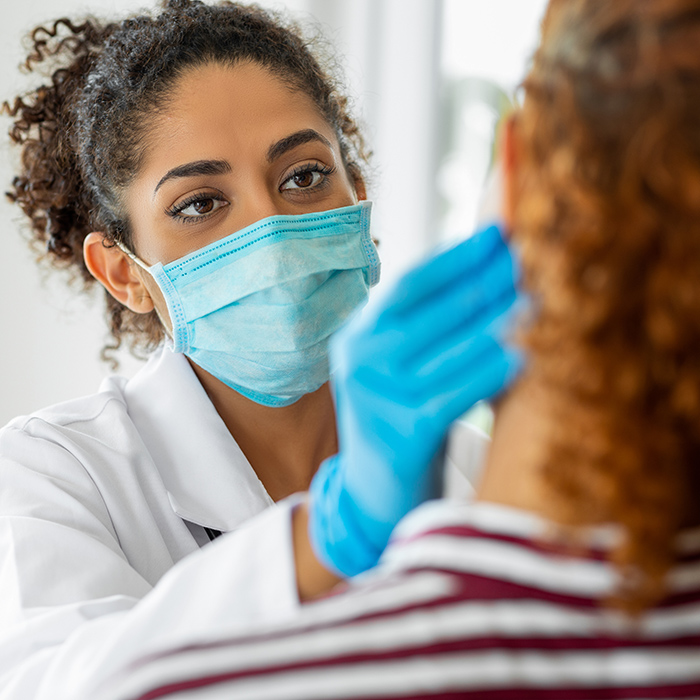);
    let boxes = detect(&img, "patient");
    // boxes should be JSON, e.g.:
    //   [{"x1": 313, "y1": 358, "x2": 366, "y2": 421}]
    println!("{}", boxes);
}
[{"x1": 97, "y1": 0, "x2": 700, "y2": 697}]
